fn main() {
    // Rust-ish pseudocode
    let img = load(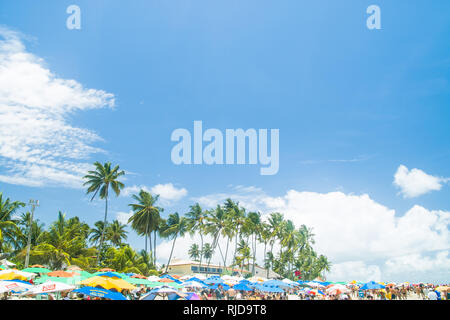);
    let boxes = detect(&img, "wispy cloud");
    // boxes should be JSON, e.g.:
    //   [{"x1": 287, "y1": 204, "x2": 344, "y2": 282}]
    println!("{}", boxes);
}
[
  {"x1": 0, "y1": 27, "x2": 115, "y2": 188},
  {"x1": 300, "y1": 155, "x2": 373, "y2": 165}
]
